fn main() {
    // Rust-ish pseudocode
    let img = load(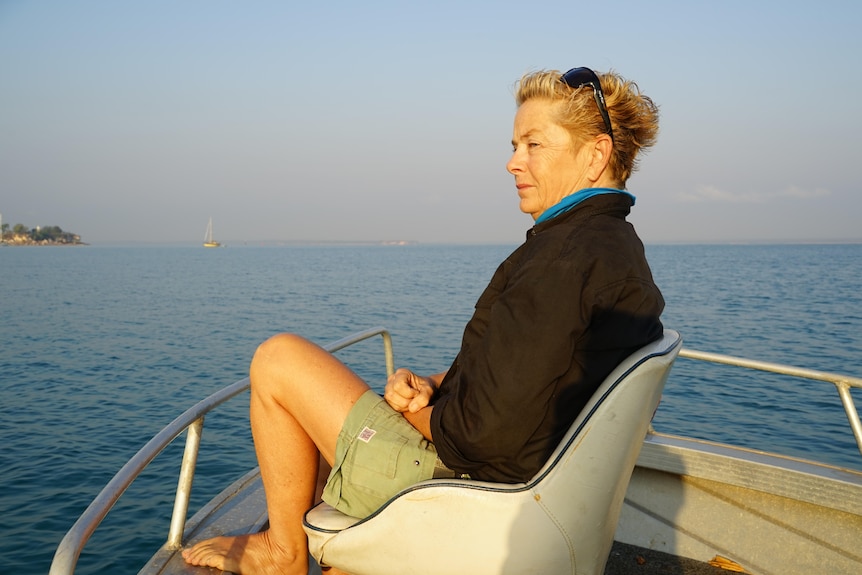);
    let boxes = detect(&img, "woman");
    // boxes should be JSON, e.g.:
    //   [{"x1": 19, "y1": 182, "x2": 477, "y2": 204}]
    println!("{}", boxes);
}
[{"x1": 183, "y1": 67, "x2": 664, "y2": 575}]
